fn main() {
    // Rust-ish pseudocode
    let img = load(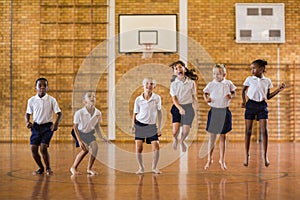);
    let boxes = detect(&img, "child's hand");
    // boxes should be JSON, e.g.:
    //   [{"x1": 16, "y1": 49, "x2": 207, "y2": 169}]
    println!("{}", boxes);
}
[
  {"x1": 241, "y1": 102, "x2": 246, "y2": 108},
  {"x1": 157, "y1": 130, "x2": 162, "y2": 137},
  {"x1": 26, "y1": 121, "x2": 33, "y2": 129},
  {"x1": 279, "y1": 83, "x2": 286, "y2": 91},
  {"x1": 205, "y1": 97, "x2": 212, "y2": 103},
  {"x1": 131, "y1": 125, "x2": 135, "y2": 134},
  {"x1": 51, "y1": 123, "x2": 59, "y2": 131},
  {"x1": 100, "y1": 137, "x2": 109, "y2": 143},
  {"x1": 179, "y1": 108, "x2": 185, "y2": 115},
  {"x1": 226, "y1": 94, "x2": 232, "y2": 100}
]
